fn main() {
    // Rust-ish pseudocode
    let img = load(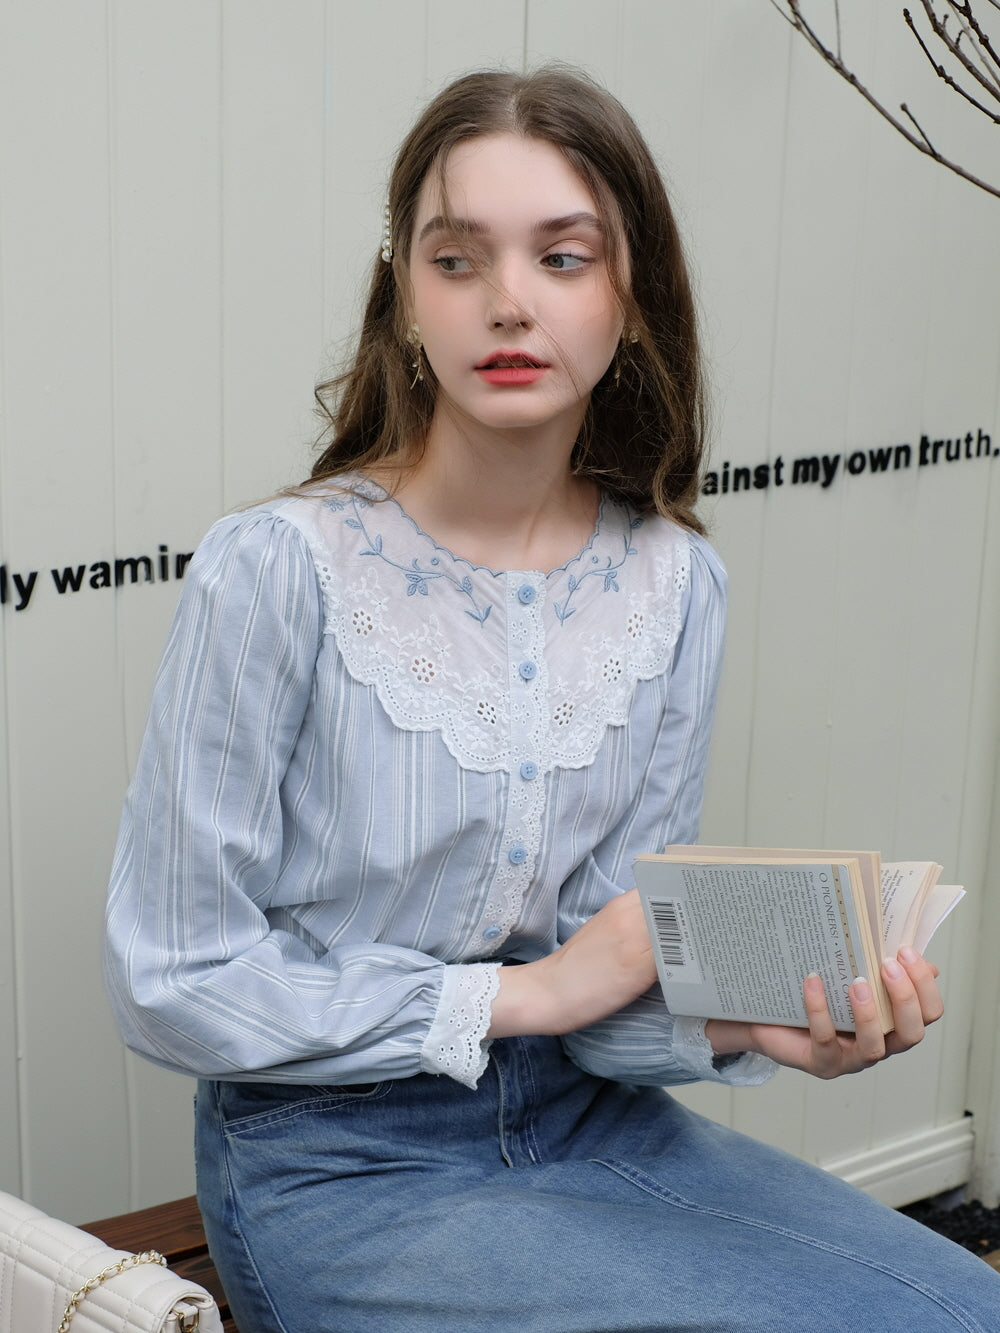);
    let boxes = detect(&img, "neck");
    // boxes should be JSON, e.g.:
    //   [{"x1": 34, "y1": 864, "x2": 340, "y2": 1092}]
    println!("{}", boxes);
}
[{"x1": 381, "y1": 407, "x2": 599, "y2": 571}]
